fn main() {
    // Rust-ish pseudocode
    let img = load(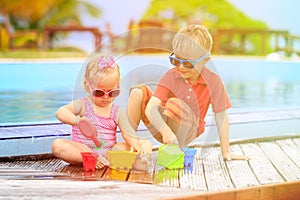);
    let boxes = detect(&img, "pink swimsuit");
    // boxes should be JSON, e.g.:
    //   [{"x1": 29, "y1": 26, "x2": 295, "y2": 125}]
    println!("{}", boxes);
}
[{"x1": 72, "y1": 97, "x2": 118, "y2": 157}]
